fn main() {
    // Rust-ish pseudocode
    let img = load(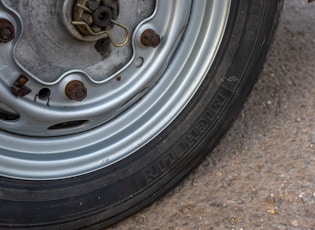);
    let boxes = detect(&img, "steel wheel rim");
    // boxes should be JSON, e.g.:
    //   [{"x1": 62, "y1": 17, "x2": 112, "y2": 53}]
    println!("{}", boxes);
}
[{"x1": 0, "y1": 0, "x2": 230, "y2": 180}]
